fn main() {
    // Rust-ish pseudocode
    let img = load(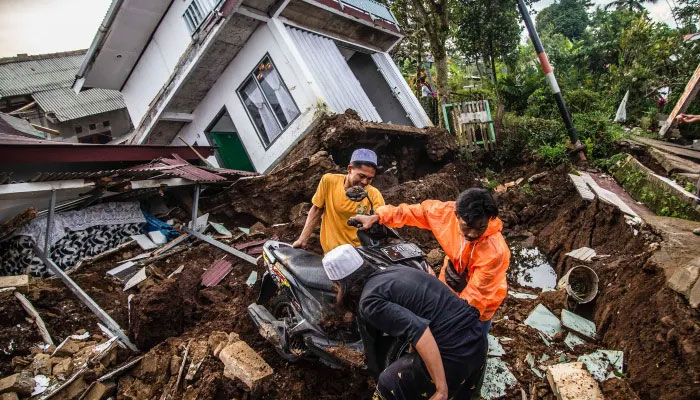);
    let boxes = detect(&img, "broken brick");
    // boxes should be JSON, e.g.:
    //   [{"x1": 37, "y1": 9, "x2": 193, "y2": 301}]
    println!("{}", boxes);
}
[
  {"x1": 0, "y1": 371, "x2": 34, "y2": 396},
  {"x1": 219, "y1": 339, "x2": 273, "y2": 390}
]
